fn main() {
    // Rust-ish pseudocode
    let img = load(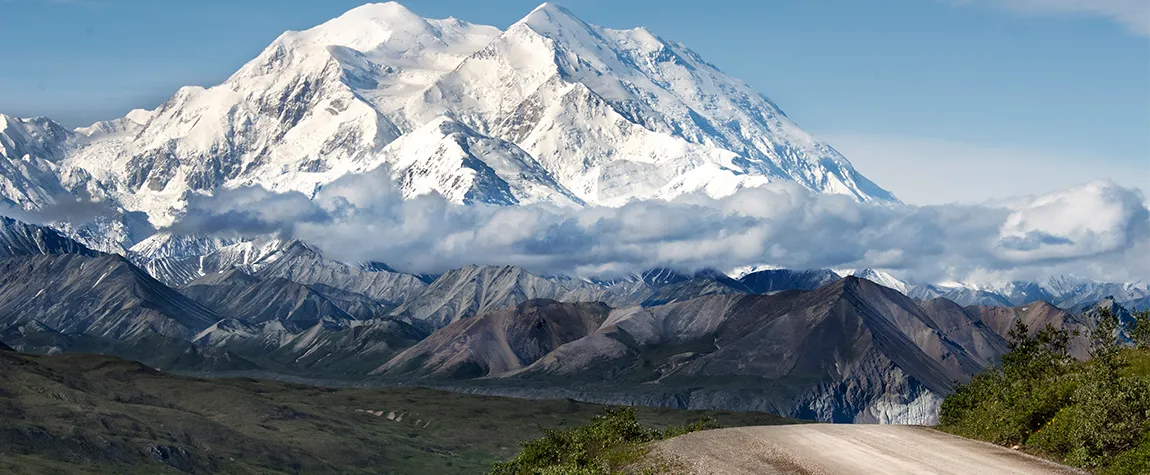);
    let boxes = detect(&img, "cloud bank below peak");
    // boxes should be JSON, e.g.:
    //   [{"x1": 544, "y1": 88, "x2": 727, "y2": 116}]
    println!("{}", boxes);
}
[{"x1": 163, "y1": 167, "x2": 1150, "y2": 284}]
